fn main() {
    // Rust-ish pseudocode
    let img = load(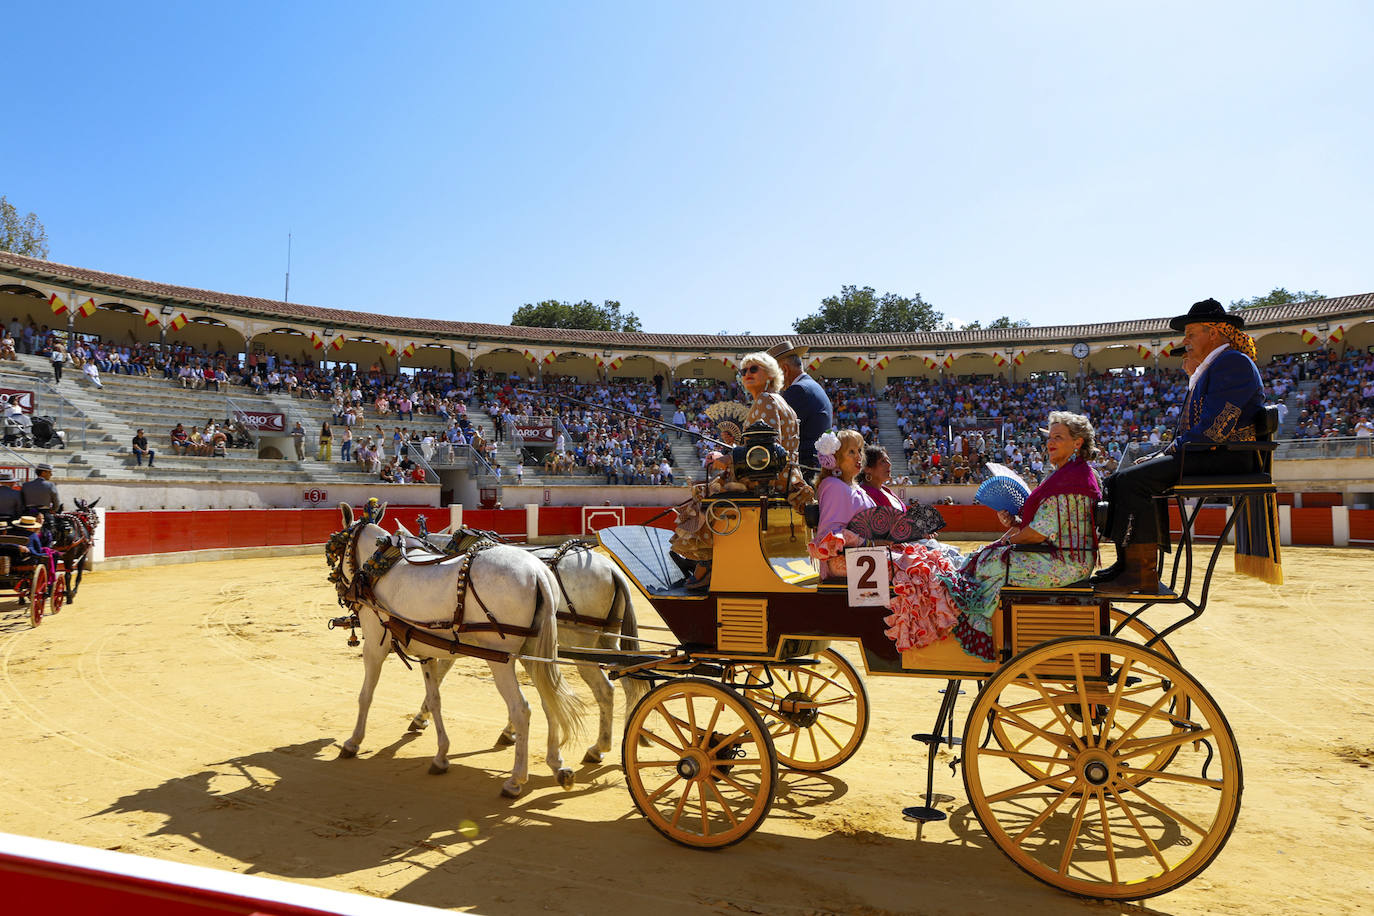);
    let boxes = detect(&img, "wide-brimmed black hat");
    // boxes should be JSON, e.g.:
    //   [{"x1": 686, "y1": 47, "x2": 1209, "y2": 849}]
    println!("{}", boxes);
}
[{"x1": 1168, "y1": 298, "x2": 1244, "y2": 331}]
